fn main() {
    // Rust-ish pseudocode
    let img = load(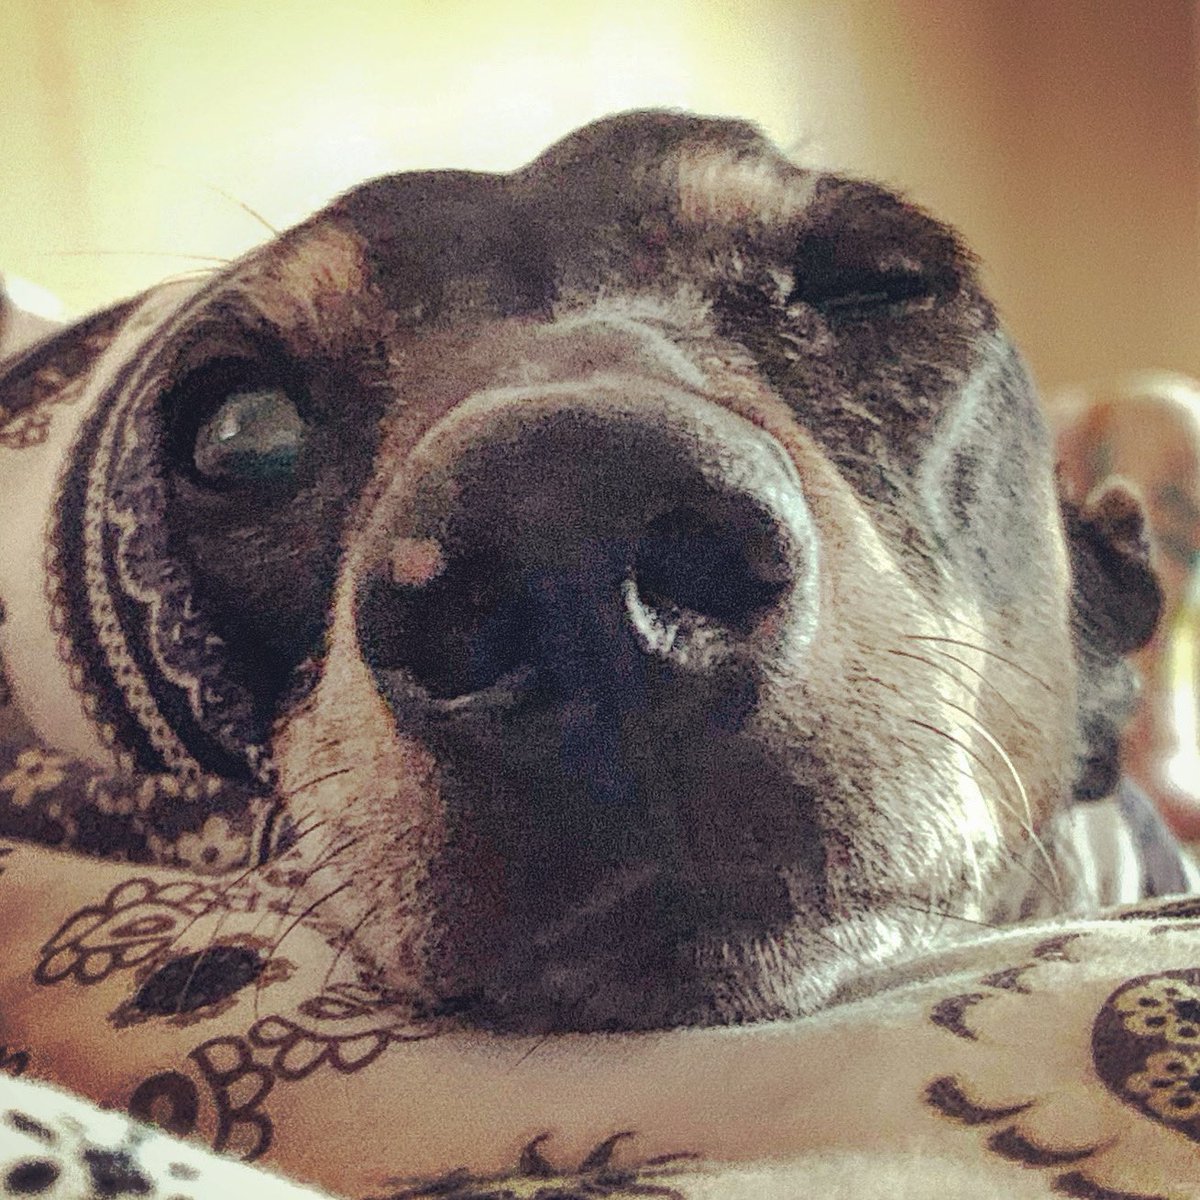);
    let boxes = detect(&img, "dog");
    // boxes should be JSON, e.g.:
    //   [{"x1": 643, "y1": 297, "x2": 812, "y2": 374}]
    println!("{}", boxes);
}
[{"x1": 0, "y1": 110, "x2": 1193, "y2": 1038}]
